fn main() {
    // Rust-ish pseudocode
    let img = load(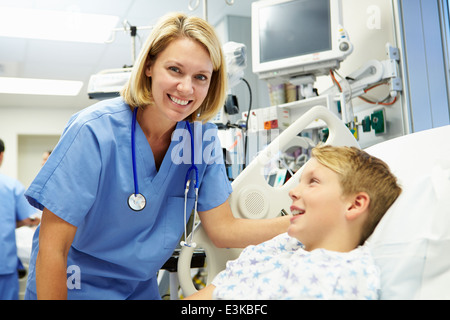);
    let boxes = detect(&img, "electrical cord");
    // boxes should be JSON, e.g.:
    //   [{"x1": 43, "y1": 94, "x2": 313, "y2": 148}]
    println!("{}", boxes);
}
[
  {"x1": 240, "y1": 78, "x2": 252, "y2": 170},
  {"x1": 358, "y1": 82, "x2": 397, "y2": 105},
  {"x1": 329, "y1": 70, "x2": 397, "y2": 106}
]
